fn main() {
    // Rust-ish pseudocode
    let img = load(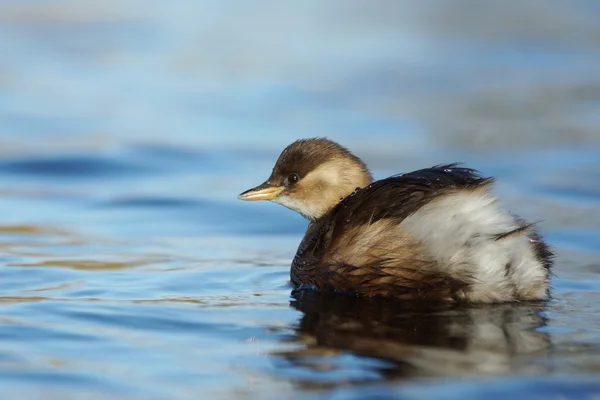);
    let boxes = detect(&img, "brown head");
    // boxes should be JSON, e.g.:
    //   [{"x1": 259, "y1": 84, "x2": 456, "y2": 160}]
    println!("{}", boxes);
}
[{"x1": 238, "y1": 138, "x2": 373, "y2": 220}]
